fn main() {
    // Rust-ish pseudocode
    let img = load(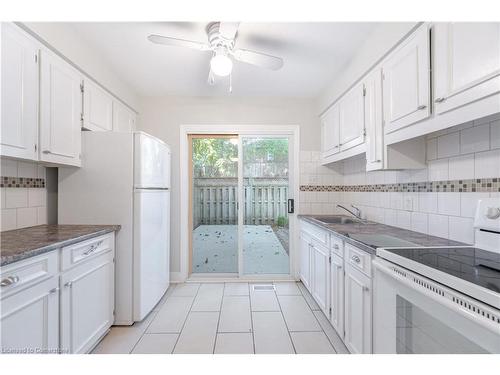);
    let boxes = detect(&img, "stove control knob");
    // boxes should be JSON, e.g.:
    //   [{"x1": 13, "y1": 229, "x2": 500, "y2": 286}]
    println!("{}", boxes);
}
[{"x1": 485, "y1": 207, "x2": 500, "y2": 220}]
